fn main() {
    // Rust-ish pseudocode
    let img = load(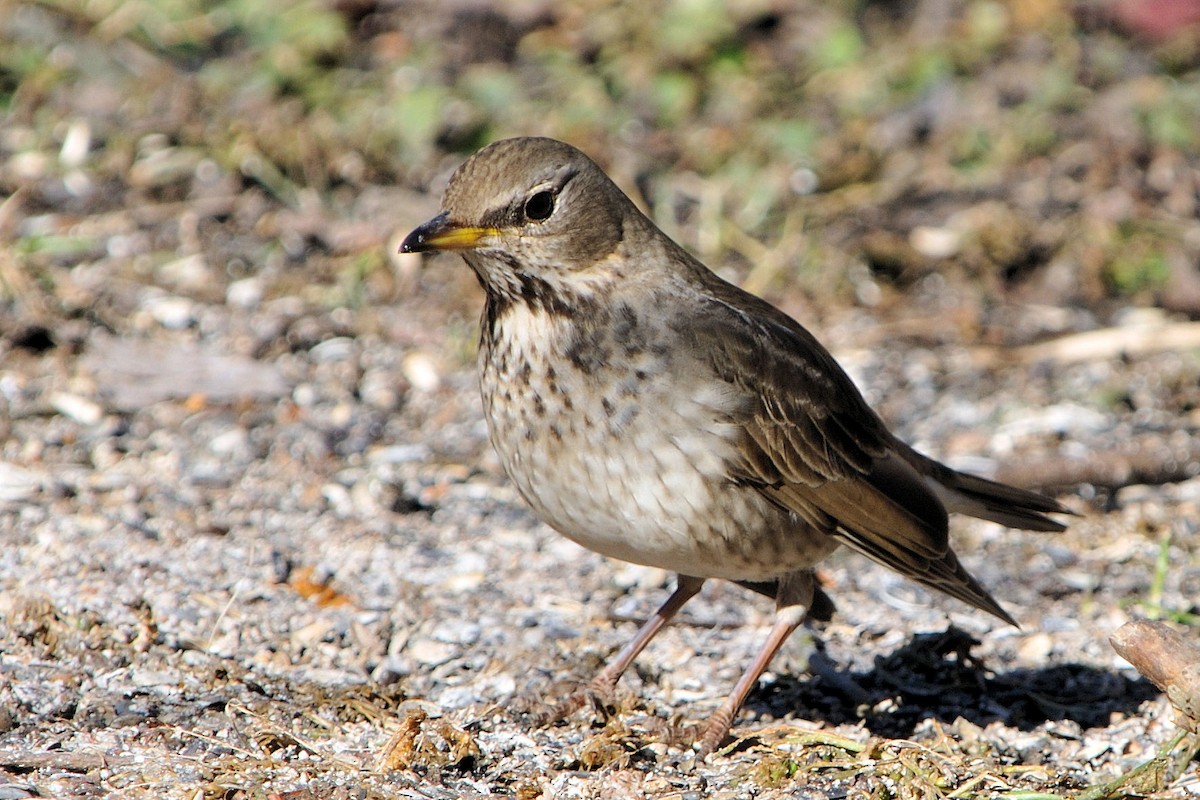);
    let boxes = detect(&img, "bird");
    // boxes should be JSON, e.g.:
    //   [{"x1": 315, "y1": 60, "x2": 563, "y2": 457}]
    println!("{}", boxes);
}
[{"x1": 399, "y1": 136, "x2": 1069, "y2": 756}]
